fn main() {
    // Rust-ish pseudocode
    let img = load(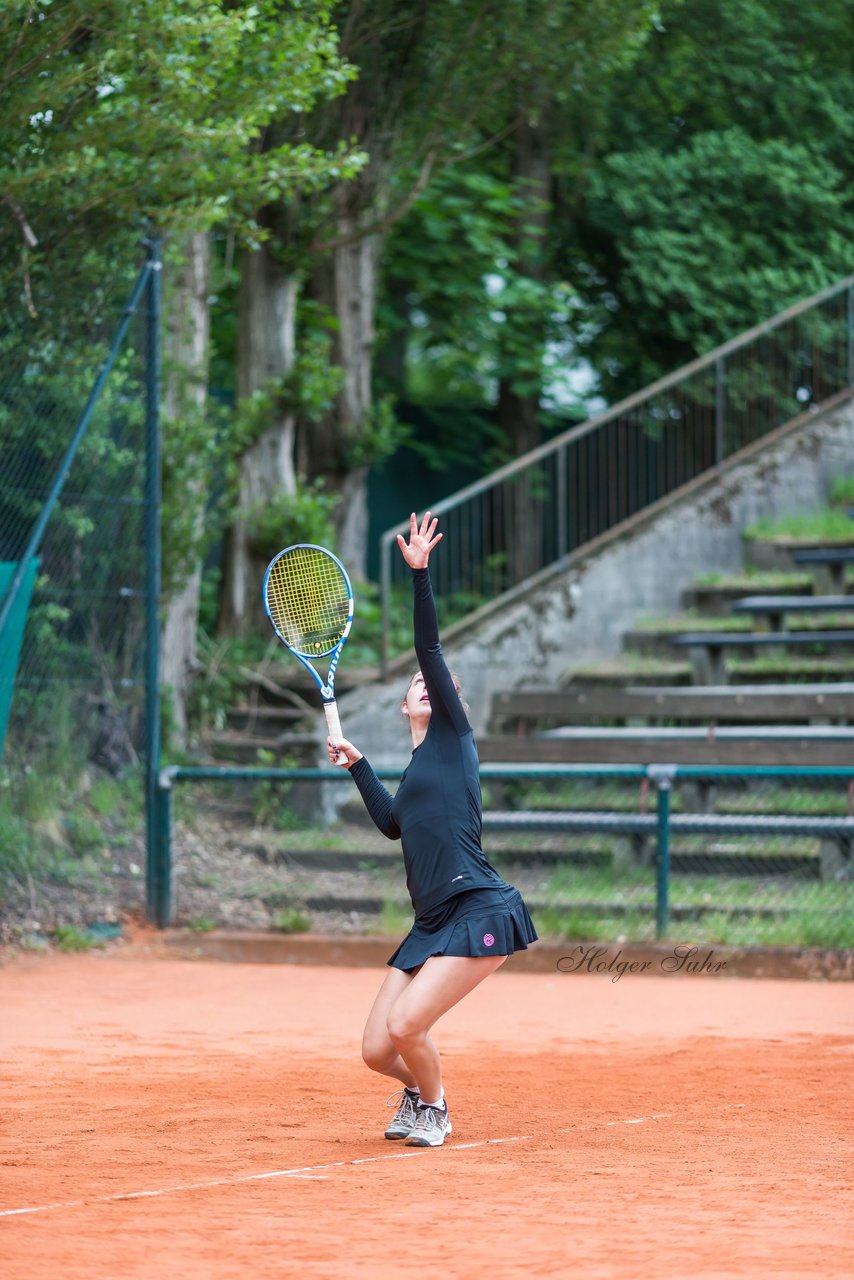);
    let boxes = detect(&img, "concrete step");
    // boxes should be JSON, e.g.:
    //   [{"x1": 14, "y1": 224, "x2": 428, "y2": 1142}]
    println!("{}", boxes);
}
[
  {"x1": 226, "y1": 705, "x2": 311, "y2": 735},
  {"x1": 206, "y1": 730, "x2": 319, "y2": 765}
]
